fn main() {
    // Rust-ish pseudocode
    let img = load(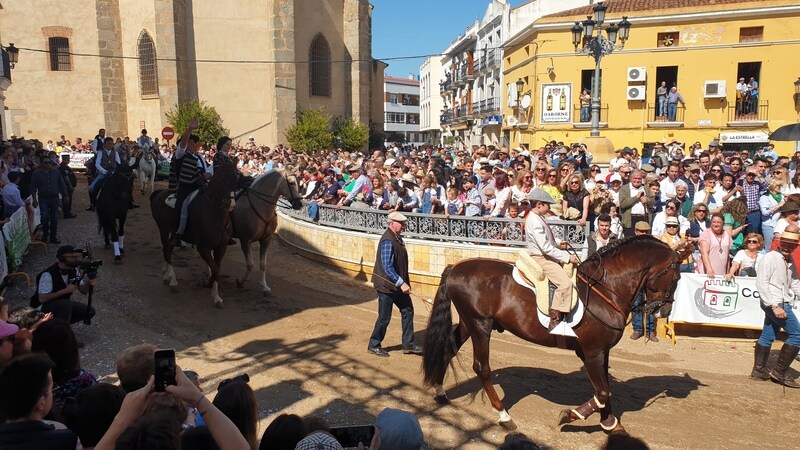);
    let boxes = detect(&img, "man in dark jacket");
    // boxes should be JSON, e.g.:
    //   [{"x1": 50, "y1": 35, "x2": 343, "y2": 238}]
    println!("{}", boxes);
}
[
  {"x1": 0, "y1": 353, "x2": 79, "y2": 450},
  {"x1": 31, "y1": 156, "x2": 67, "y2": 244},
  {"x1": 31, "y1": 245, "x2": 96, "y2": 325},
  {"x1": 57, "y1": 154, "x2": 77, "y2": 219},
  {"x1": 368, "y1": 211, "x2": 423, "y2": 357}
]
